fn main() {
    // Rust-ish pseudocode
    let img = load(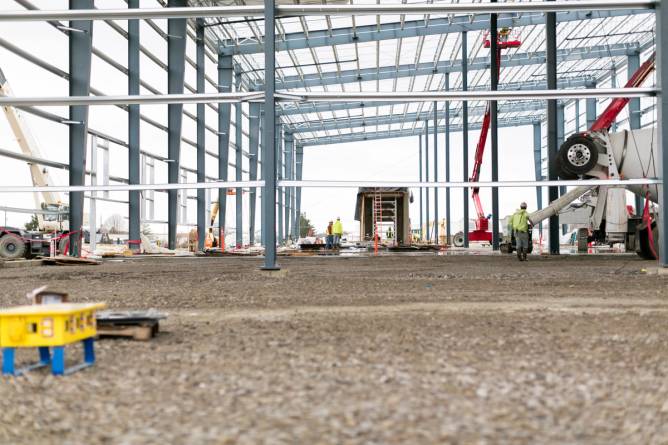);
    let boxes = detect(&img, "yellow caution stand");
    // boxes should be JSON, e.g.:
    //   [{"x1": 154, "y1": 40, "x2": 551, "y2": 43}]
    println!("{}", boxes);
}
[{"x1": 0, "y1": 303, "x2": 106, "y2": 376}]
